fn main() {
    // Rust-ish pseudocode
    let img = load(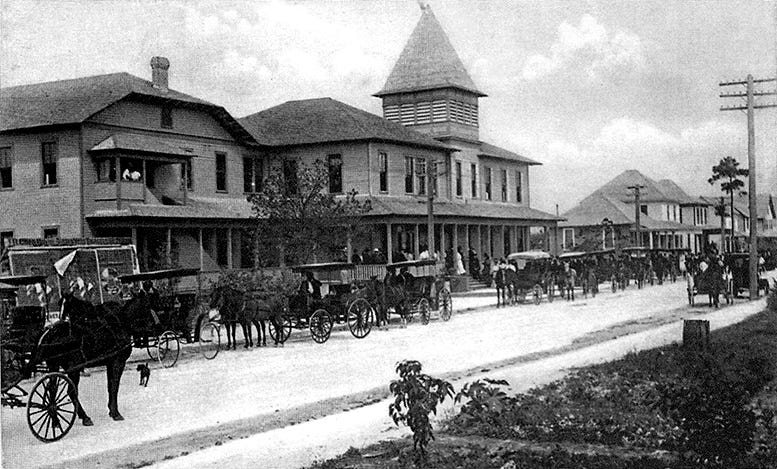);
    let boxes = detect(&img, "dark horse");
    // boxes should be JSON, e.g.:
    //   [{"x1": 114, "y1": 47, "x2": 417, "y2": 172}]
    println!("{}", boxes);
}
[
  {"x1": 210, "y1": 285, "x2": 285, "y2": 349},
  {"x1": 494, "y1": 268, "x2": 516, "y2": 307},
  {"x1": 37, "y1": 293, "x2": 135, "y2": 426}
]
